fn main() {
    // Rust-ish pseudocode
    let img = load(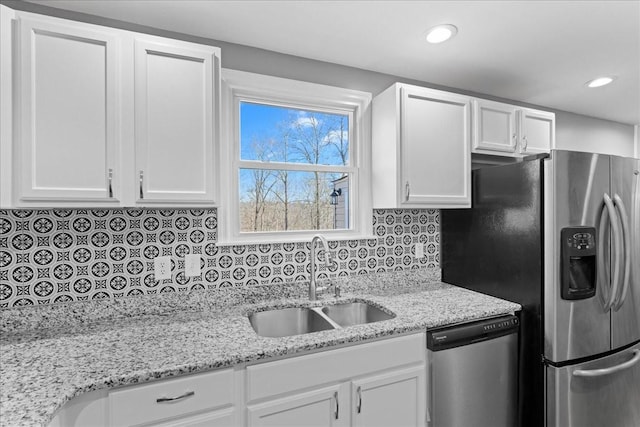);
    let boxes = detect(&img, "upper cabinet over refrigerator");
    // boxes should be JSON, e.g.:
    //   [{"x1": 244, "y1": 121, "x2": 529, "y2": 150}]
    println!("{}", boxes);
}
[{"x1": 472, "y1": 99, "x2": 555, "y2": 158}]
